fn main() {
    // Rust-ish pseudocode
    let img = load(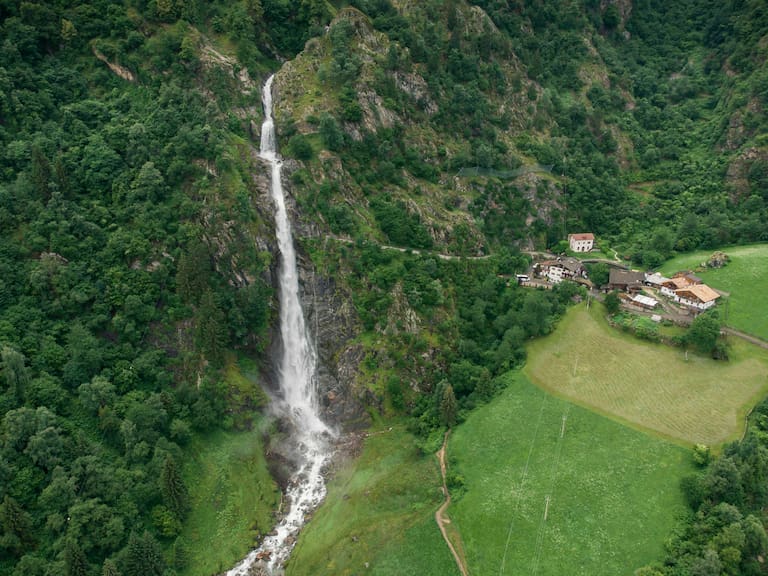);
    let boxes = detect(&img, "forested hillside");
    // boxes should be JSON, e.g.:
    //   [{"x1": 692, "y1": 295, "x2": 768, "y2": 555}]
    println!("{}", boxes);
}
[
  {"x1": 0, "y1": 2, "x2": 286, "y2": 574},
  {"x1": 272, "y1": 0, "x2": 768, "y2": 261},
  {"x1": 1, "y1": 1, "x2": 767, "y2": 575}
]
